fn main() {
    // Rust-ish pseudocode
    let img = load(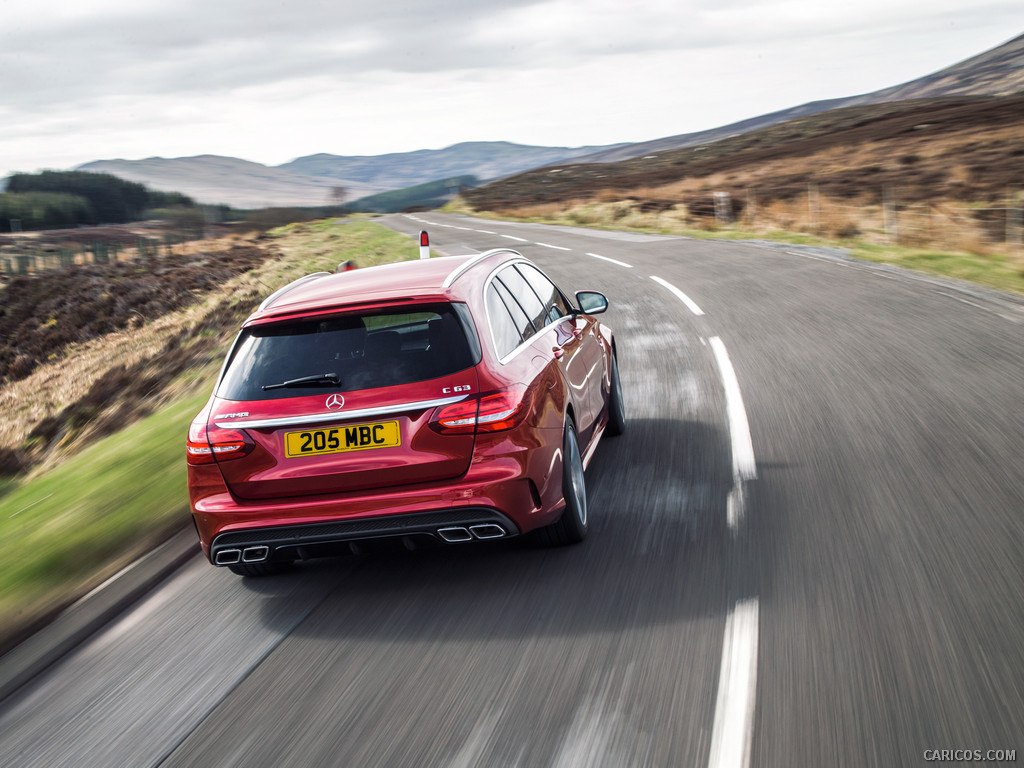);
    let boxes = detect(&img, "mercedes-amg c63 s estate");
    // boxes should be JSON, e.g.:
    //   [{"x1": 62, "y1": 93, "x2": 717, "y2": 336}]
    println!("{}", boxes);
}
[{"x1": 187, "y1": 247, "x2": 625, "y2": 575}]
